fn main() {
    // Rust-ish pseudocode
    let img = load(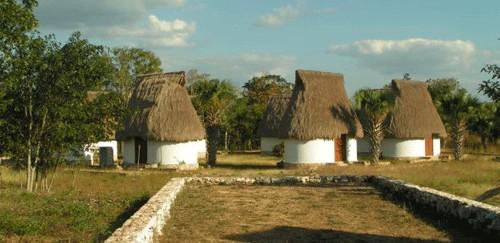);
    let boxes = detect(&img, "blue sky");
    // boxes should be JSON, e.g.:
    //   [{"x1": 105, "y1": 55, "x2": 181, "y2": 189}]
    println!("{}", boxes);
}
[{"x1": 35, "y1": 0, "x2": 500, "y2": 96}]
